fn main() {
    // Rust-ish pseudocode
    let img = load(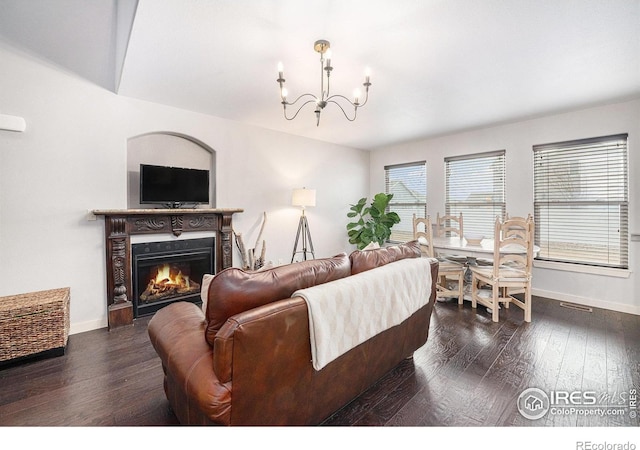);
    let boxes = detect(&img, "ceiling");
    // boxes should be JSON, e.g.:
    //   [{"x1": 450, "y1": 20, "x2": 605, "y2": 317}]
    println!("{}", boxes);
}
[{"x1": 1, "y1": 0, "x2": 639, "y2": 150}]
